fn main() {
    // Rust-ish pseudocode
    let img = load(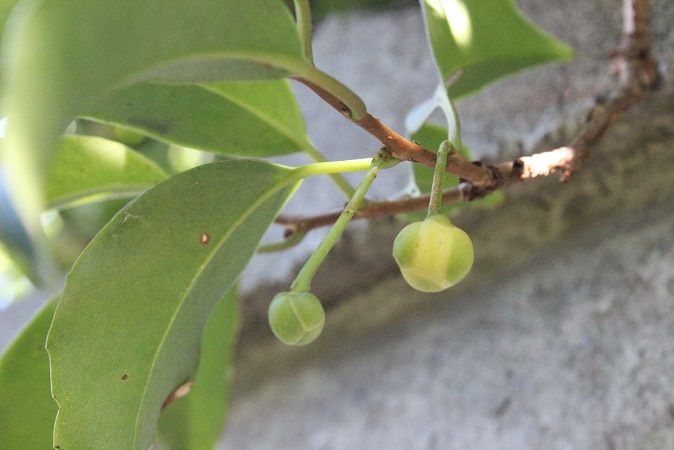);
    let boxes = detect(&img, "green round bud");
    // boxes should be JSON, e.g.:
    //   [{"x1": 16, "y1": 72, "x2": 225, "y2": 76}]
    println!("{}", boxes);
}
[
  {"x1": 392, "y1": 214, "x2": 474, "y2": 293},
  {"x1": 268, "y1": 291, "x2": 325, "y2": 346}
]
